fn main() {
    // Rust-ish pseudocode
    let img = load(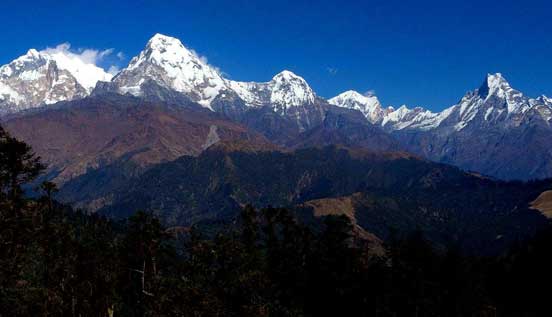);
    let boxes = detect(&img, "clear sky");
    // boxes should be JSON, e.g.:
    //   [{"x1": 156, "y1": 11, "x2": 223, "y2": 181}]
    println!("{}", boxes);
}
[{"x1": 2, "y1": 0, "x2": 551, "y2": 111}]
